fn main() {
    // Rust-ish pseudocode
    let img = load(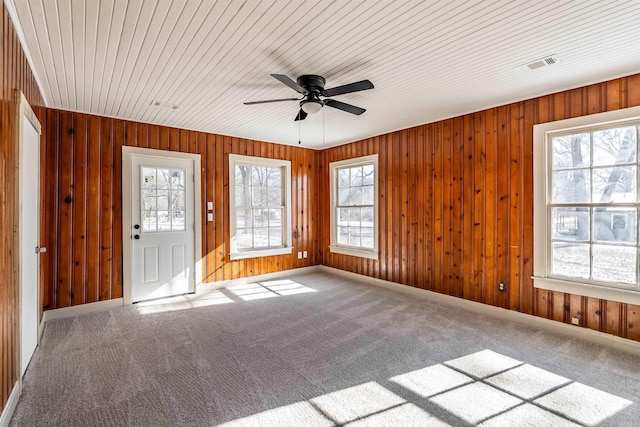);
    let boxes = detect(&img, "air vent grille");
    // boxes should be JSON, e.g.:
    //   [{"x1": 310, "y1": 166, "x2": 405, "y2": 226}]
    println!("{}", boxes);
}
[{"x1": 515, "y1": 55, "x2": 560, "y2": 73}]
